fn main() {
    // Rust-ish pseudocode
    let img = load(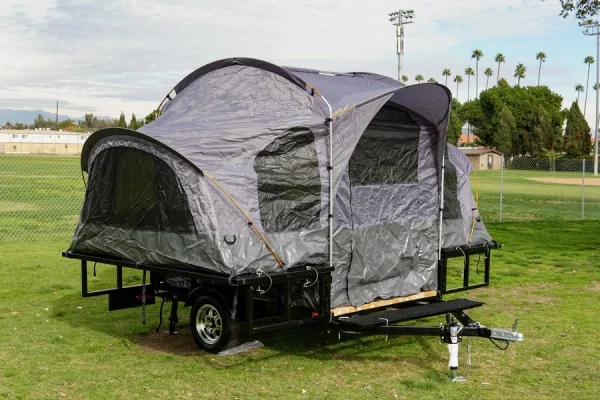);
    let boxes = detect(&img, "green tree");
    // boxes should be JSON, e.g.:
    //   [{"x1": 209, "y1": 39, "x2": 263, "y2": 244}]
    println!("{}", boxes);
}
[
  {"x1": 514, "y1": 63, "x2": 526, "y2": 86},
  {"x1": 484, "y1": 67, "x2": 494, "y2": 90},
  {"x1": 33, "y1": 114, "x2": 47, "y2": 129},
  {"x1": 427, "y1": 77, "x2": 436, "y2": 83},
  {"x1": 576, "y1": 83, "x2": 585, "y2": 104},
  {"x1": 84, "y1": 113, "x2": 94, "y2": 129},
  {"x1": 128, "y1": 113, "x2": 138, "y2": 130},
  {"x1": 117, "y1": 112, "x2": 127, "y2": 128},
  {"x1": 144, "y1": 110, "x2": 157, "y2": 124},
  {"x1": 447, "y1": 102, "x2": 463, "y2": 145},
  {"x1": 464, "y1": 67, "x2": 475, "y2": 100},
  {"x1": 415, "y1": 74, "x2": 424, "y2": 83},
  {"x1": 472, "y1": 49, "x2": 484, "y2": 98},
  {"x1": 453, "y1": 75, "x2": 463, "y2": 101},
  {"x1": 584, "y1": 56, "x2": 595, "y2": 116},
  {"x1": 463, "y1": 80, "x2": 566, "y2": 156},
  {"x1": 494, "y1": 53, "x2": 506, "y2": 83},
  {"x1": 442, "y1": 69, "x2": 452, "y2": 87},
  {"x1": 536, "y1": 52, "x2": 547, "y2": 86},
  {"x1": 564, "y1": 101, "x2": 591, "y2": 157},
  {"x1": 528, "y1": 105, "x2": 552, "y2": 157},
  {"x1": 492, "y1": 106, "x2": 515, "y2": 155},
  {"x1": 558, "y1": 1, "x2": 600, "y2": 20}
]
